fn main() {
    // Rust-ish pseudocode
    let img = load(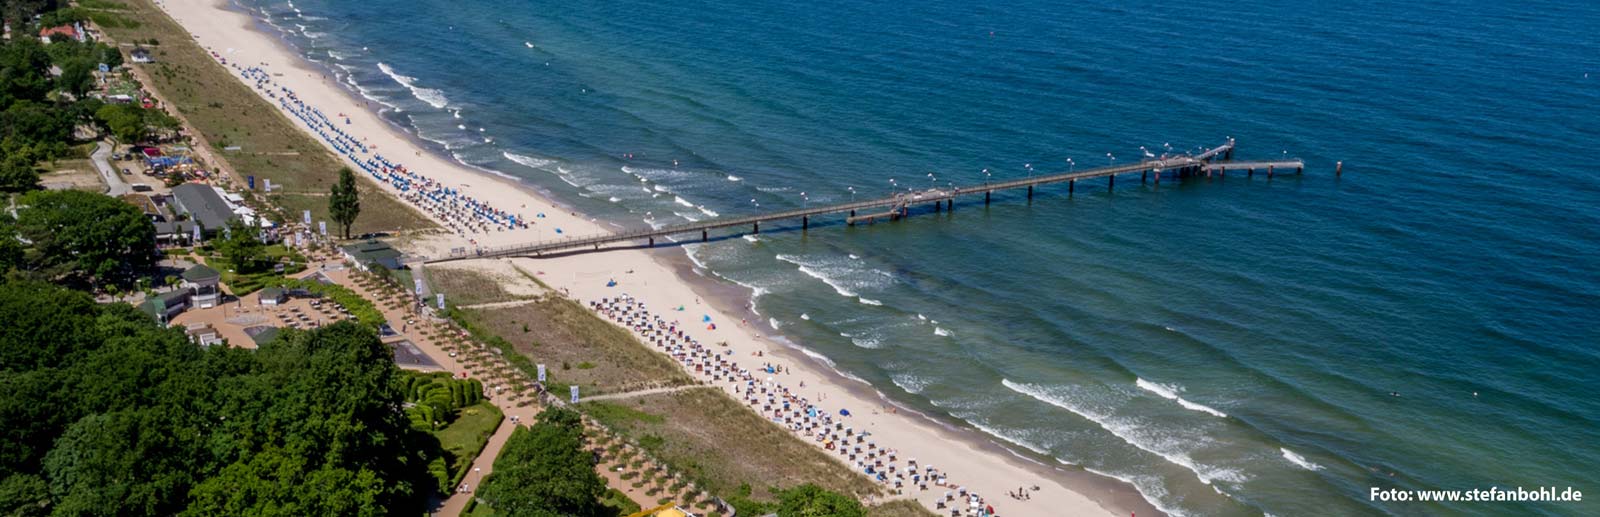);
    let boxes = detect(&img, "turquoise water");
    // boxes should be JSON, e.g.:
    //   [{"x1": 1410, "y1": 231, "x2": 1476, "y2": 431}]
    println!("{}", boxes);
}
[{"x1": 246, "y1": 0, "x2": 1600, "y2": 514}]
